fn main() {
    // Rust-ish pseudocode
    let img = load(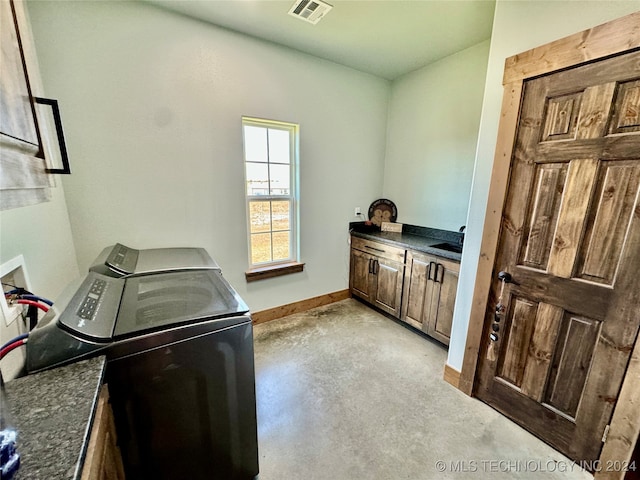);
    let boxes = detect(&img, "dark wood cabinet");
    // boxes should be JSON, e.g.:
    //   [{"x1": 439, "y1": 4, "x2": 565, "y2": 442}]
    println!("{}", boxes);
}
[
  {"x1": 349, "y1": 234, "x2": 460, "y2": 345},
  {"x1": 401, "y1": 251, "x2": 459, "y2": 345},
  {"x1": 426, "y1": 257, "x2": 459, "y2": 345},
  {"x1": 349, "y1": 247, "x2": 375, "y2": 302},
  {"x1": 349, "y1": 237, "x2": 405, "y2": 317}
]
